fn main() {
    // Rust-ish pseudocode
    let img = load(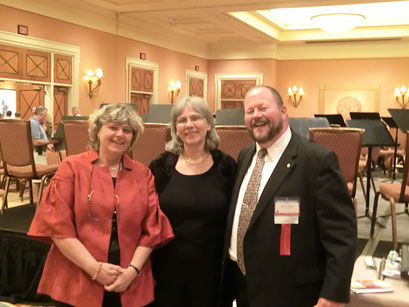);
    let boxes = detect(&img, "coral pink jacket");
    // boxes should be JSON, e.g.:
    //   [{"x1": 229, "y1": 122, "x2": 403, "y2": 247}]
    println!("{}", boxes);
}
[{"x1": 28, "y1": 150, "x2": 174, "y2": 307}]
